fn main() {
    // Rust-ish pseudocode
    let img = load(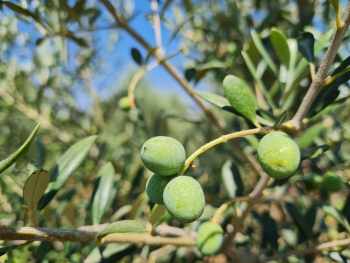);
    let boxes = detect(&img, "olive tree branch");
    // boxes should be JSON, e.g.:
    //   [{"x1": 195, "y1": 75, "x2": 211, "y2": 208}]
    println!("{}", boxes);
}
[
  {"x1": 0, "y1": 226, "x2": 195, "y2": 247},
  {"x1": 150, "y1": 0, "x2": 163, "y2": 55},
  {"x1": 212, "y1": 196, "x2": 251, "y2": 224},
  {"x1": 290, "y1": 0, "x2": 350, "y2": 130}
]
